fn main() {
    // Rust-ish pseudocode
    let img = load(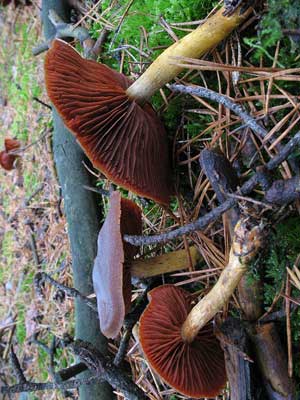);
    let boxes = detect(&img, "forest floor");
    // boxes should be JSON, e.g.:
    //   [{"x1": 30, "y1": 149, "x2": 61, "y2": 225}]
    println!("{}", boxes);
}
[
  {"x1": 0, "y1": 4, "x2": 74, "y2": 400},
  {"x1": 1, "y1": 1, "x2": 300, "y2": 399}
]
